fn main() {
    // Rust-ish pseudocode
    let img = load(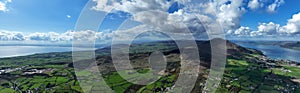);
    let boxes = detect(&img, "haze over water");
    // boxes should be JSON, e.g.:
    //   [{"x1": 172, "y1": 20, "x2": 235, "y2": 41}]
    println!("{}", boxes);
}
[
  {"x1": 0, "y1": 45, "x2": 95, "y2": 58},
  {"x1": 235, "y1": 42, "x2": 300, "y2": 63}
]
